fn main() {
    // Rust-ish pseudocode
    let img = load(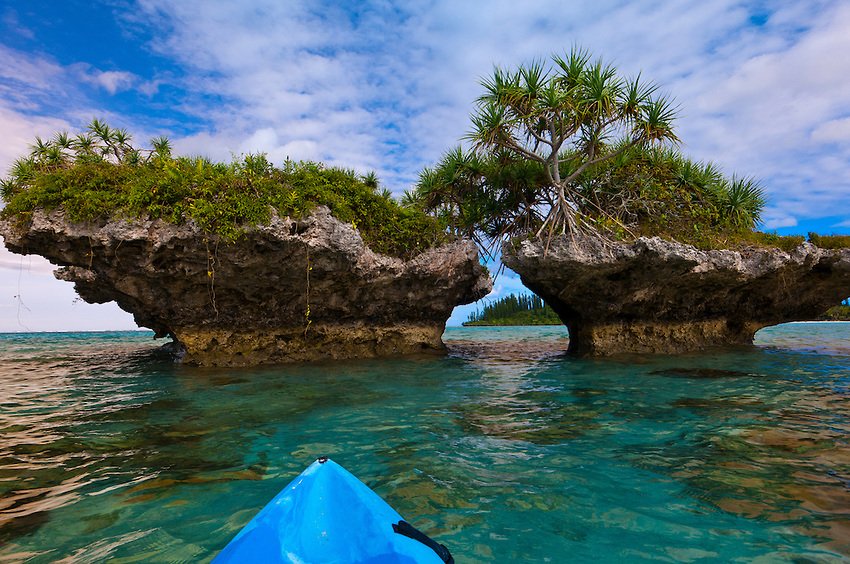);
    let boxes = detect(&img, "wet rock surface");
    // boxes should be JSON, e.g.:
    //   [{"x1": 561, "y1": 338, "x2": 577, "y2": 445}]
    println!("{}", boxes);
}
[
  {"x1": 503, "y1": 234, "x2": 850, "y2": 355},
  {"x1": 0, "y1": 207, "x2": 491, "y2": 365}
]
